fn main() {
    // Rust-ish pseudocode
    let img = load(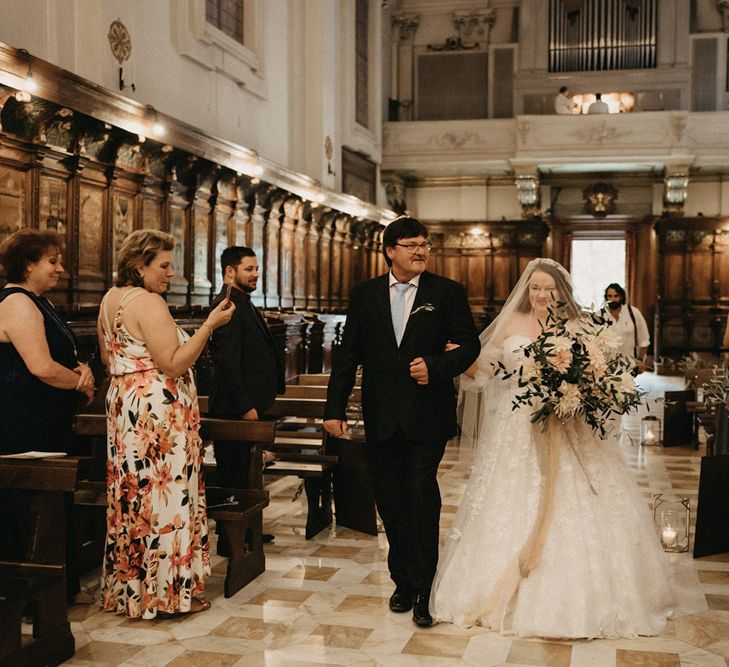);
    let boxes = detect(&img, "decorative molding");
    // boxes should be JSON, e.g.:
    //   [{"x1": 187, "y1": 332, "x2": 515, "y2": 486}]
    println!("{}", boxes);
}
[
  {"x1": 453, "y1": 8, "x2": 496, "y2": 44},
  {"x1": 718, "y1": 0, "x2": 729, "y2": 32},
  {"x1": 429, "y1": 131, "x2": 486, "y2": 150},
  {"x1": 583, "y1": 182, "x2": 618, "y2": 217},
  {"x1": 516, "y1": 174, "x2": 541, "y2": 218},
  {"x1": 664, "y1": 171, "x2": 689, "y2": 216},
  {"x1": 107, "y1": 20, "x2": 132, "y2": 65},
  {"x1": 391, "y1": 12, "x2": 420, "y2": 41},
  {"x1": 171, "y1": 0, "x2": 265, "y2": 99}
]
